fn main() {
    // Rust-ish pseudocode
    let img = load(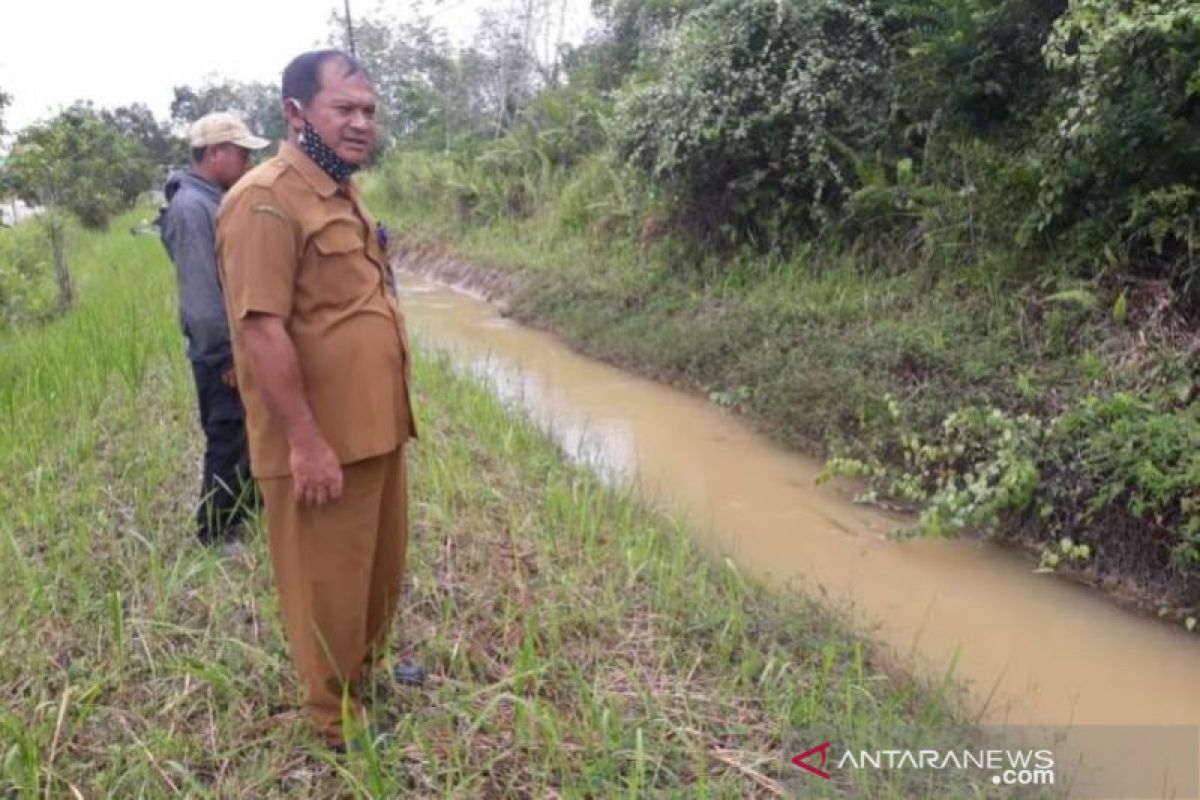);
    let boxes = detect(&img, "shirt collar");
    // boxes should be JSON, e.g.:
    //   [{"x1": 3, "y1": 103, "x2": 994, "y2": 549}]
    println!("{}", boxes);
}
[
  {"x1": 280, "y1": 141, "x2": 340, "y2": 199},
  {"x1": 182, "y1": 169, "x2": 224, "y2": 199}
]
